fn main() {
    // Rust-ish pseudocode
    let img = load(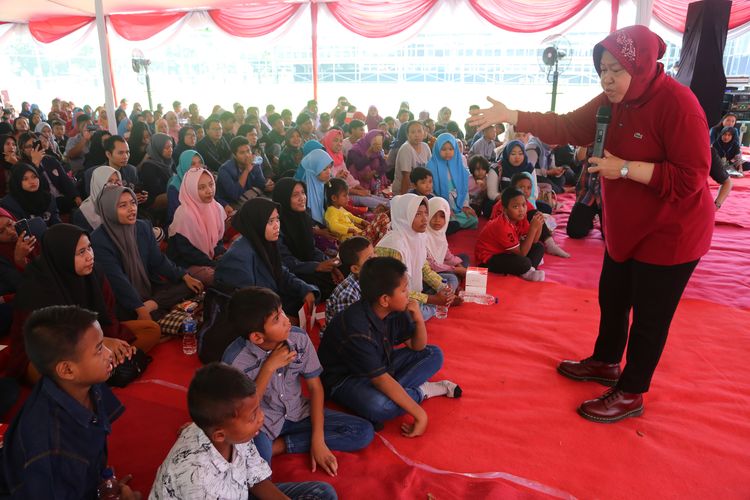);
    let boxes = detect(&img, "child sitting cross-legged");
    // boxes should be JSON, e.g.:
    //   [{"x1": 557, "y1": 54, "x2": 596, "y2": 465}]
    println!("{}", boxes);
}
[
  {"x1": 1, "y1": 305, "x2": 140, "y2": 500},
  {"x1": 325, "y1": 236, "x2": 375, "y2": 327},
  {"x1": 493, "y1": 172, "x2": 569, "y2": 258},
  {"x1": 318, "y1": 256, "x2": 462, "y2": 435},
  {"x1": 150, "y1": 362, "x2": 338, "y2": 500},
  {"x1": 221, "y1": 287, "x2": 374, "y2": 470},
  {"x1": 476, "y1": 187, "x2": 546, "y2": 282},
  {"x1": 323, "y1": 178, "x2": 368, "y2": 242}
]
